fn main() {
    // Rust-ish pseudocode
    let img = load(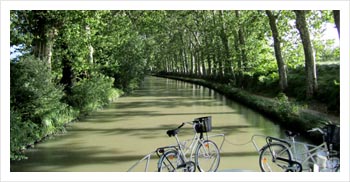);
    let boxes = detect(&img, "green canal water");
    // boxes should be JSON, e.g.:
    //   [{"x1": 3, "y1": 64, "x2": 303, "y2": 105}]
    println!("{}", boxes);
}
[{"x1": 11, "y1": 76, "x2": 293, "y2": 172}]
